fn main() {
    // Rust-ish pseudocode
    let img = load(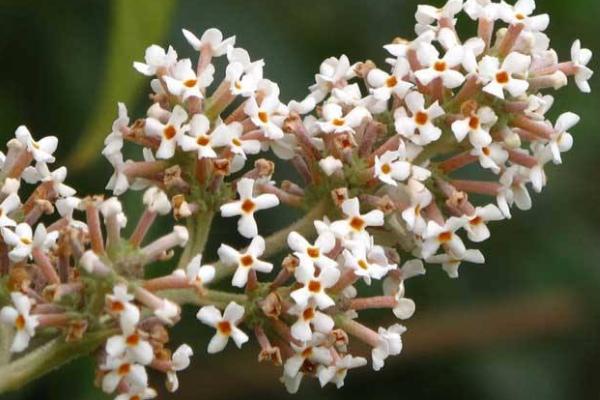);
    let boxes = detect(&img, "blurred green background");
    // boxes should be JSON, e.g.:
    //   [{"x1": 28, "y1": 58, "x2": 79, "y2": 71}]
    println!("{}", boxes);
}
[{"x1": 0, "y1": 0, "x2": 599, "y2": 399}]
